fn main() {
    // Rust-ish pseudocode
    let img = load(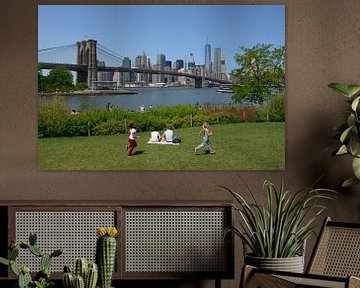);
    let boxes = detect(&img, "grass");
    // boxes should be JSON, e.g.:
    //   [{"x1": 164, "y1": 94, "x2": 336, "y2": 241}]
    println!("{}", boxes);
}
[{"x1": 38, "y1": 122, "x2": 285, "y2": 170}]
